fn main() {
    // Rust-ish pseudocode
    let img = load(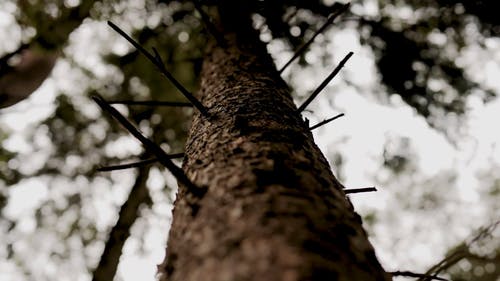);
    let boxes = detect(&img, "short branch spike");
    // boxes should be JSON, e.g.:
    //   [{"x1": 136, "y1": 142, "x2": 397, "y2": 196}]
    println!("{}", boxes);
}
[
  {"x1": 297, "y1": 52, "x2": 353, "y2": 113},
  {"x1": 309, "y1": 113, "x2": 344, "y2": 131},
  {"x1": 151, "y1": 47, "x2": 163, "y2": 64},
  {"x1": 278, "y1": 3, "x2": 351, "y2": 74},
  {"x1": 92, "y1": 95, "x2": 199, "y2": 191},
  {"x1": 390, "y1": 271, "x2": 449, "y2": 281},
  {"x1": 107, "y1": 100, "x2": 193, "y2": 107},
  {"x1": 97, "y1": 153, "x2": 184, "y2": 172},
  {"x1": 98, "y1": 158, "x2": 158, "y2": 171},
  {"x1": 344, "y1": 187, "x2": 377, "y2": 194},
  {"x1": 107, "y1": 21, "x2": 208, "y2": 117}
]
